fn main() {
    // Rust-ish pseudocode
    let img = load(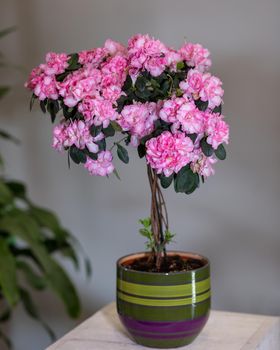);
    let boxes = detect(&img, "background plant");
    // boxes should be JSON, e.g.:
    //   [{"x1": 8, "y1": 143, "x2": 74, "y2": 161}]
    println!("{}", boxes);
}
[
  {"x1": 0, "y1": 27, "x2": 90, "y2": 349},
  {"x1": 26, "y1": 34, "x2": 229, "y2": 271}
]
